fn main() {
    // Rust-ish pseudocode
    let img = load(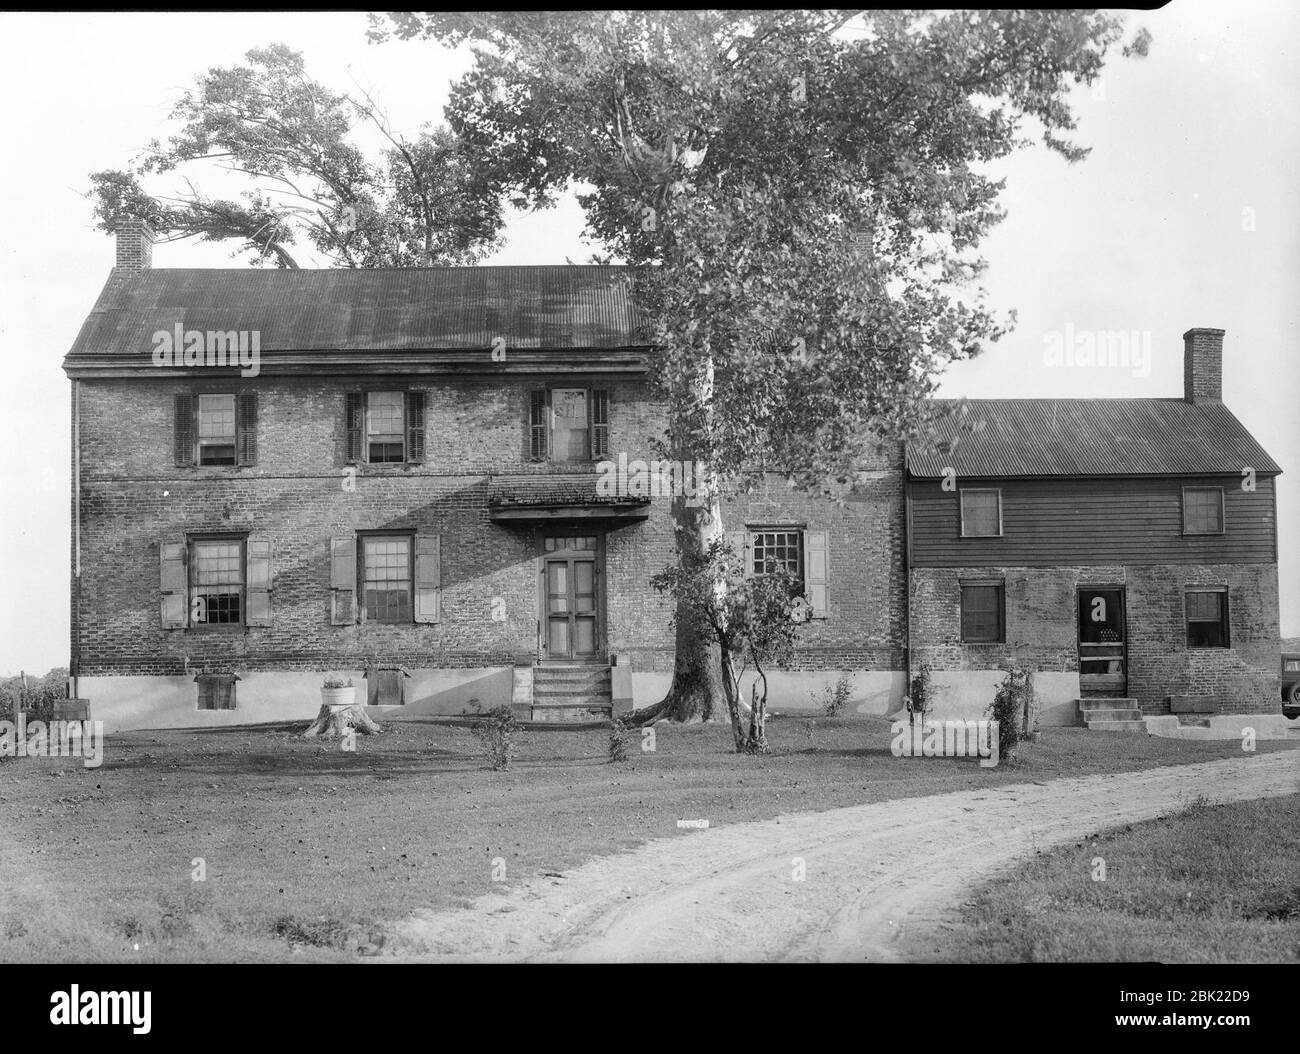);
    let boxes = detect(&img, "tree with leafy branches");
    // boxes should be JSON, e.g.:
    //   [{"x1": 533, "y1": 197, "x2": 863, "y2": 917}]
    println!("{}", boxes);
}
[
  {"x1": 373, "y1": 10, "x2": 1151, "y2": 727},
  {"x1": 652, "y1": 536, "x2": 803, "y2": 753},
  {"x1": 88, "y1": 43, "x2": 508, "y2": 267}
]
